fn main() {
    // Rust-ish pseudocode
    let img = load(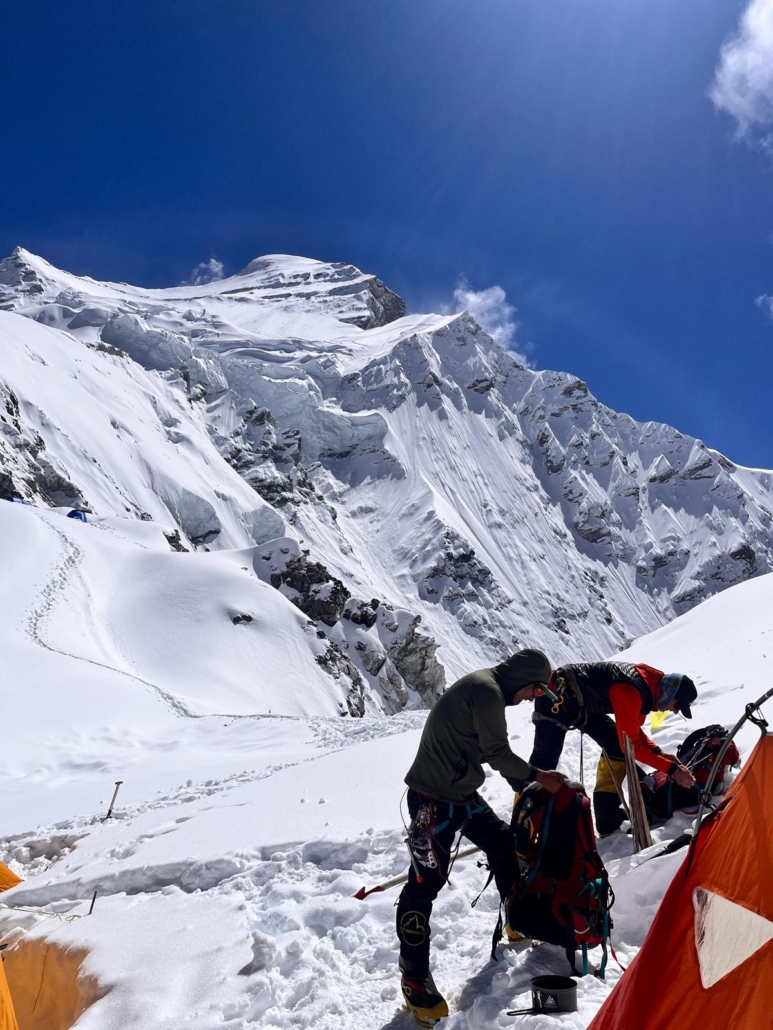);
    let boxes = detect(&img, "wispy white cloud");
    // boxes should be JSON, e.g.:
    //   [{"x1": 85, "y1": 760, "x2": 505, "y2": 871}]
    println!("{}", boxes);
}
[
  {"x1": 710, "y1": 0, "x2": 773, "y2": 151},
  {"x1": 183, "y1": 258, "x2": 225, "y2": 286},
  {"x1": 450, "y1": 278, "x2": 532, "y2": 364},
  {"x1": 755, "y1": 292, "x2": 773, "y2": 317}
]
